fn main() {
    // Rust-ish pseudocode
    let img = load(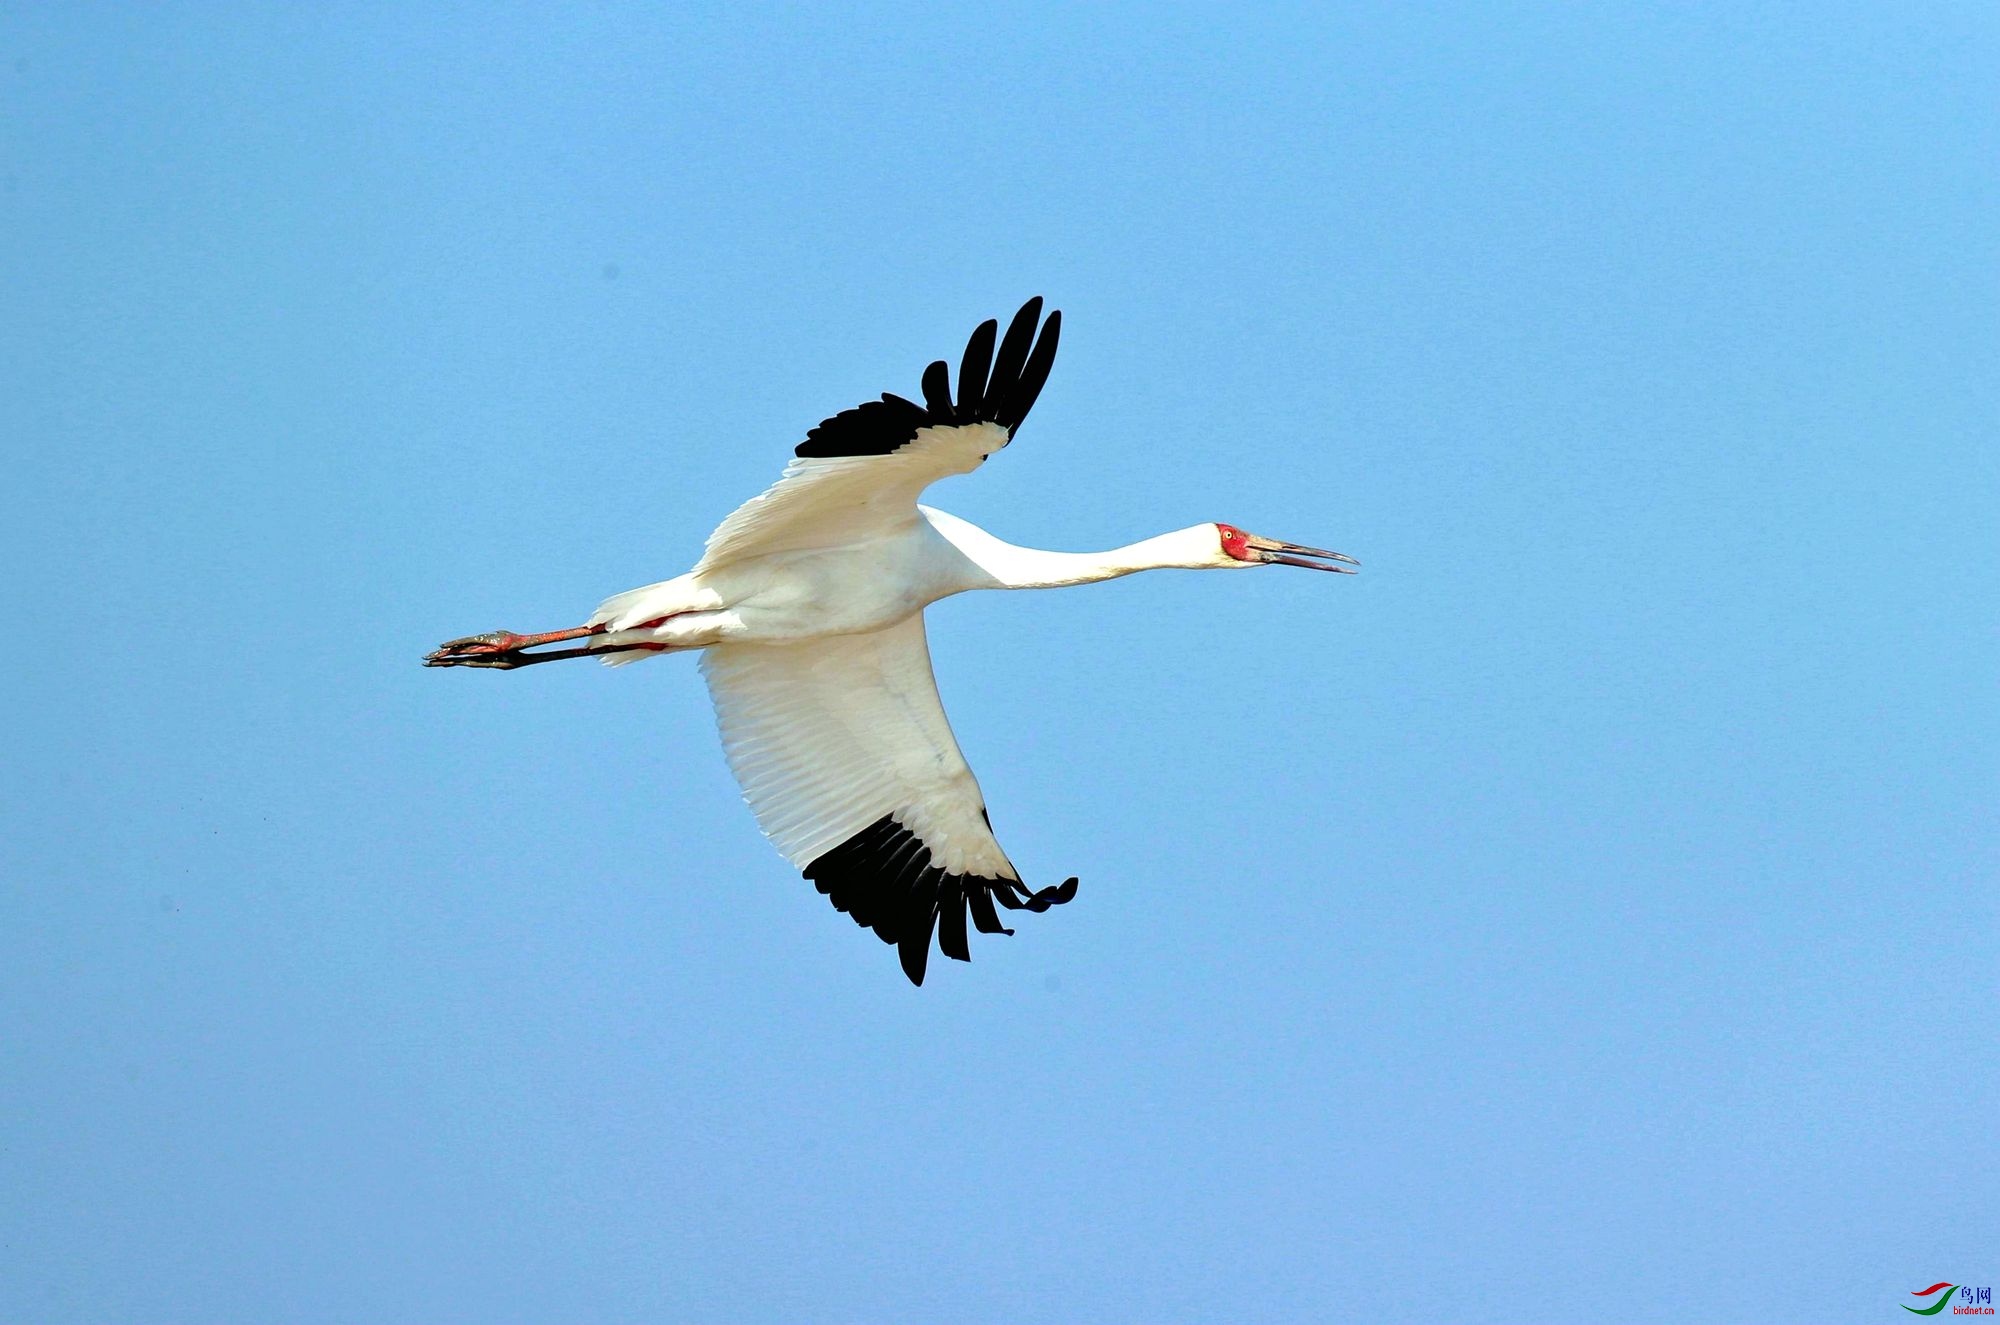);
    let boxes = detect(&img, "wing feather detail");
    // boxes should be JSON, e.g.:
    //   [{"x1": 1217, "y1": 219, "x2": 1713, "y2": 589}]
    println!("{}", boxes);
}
[
  {"x1": 988, "y1": 298, "x2": 1040, "y2": 409},
  {"x1": 957, "y1": 318, "x2": 998, "y2": 415},
  {"x1": 700, "y1": 614, "x2": 1075, "y2": 984},
  {"x1": 693, "y1": 426, "x2": 1001, "y2": 573},
  {"x1": 701, "y1": 614, "x2": 1003, "y2": 874},
  {"x1": 693, "y1": 298, "x2": 1060, "y2": 575},
  {"x1": 920, "y1": 360, "x2": 955, "y2": 419},
  {"x1": 796, "y1": 297, "x2": 1059, "y2": 456}
]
